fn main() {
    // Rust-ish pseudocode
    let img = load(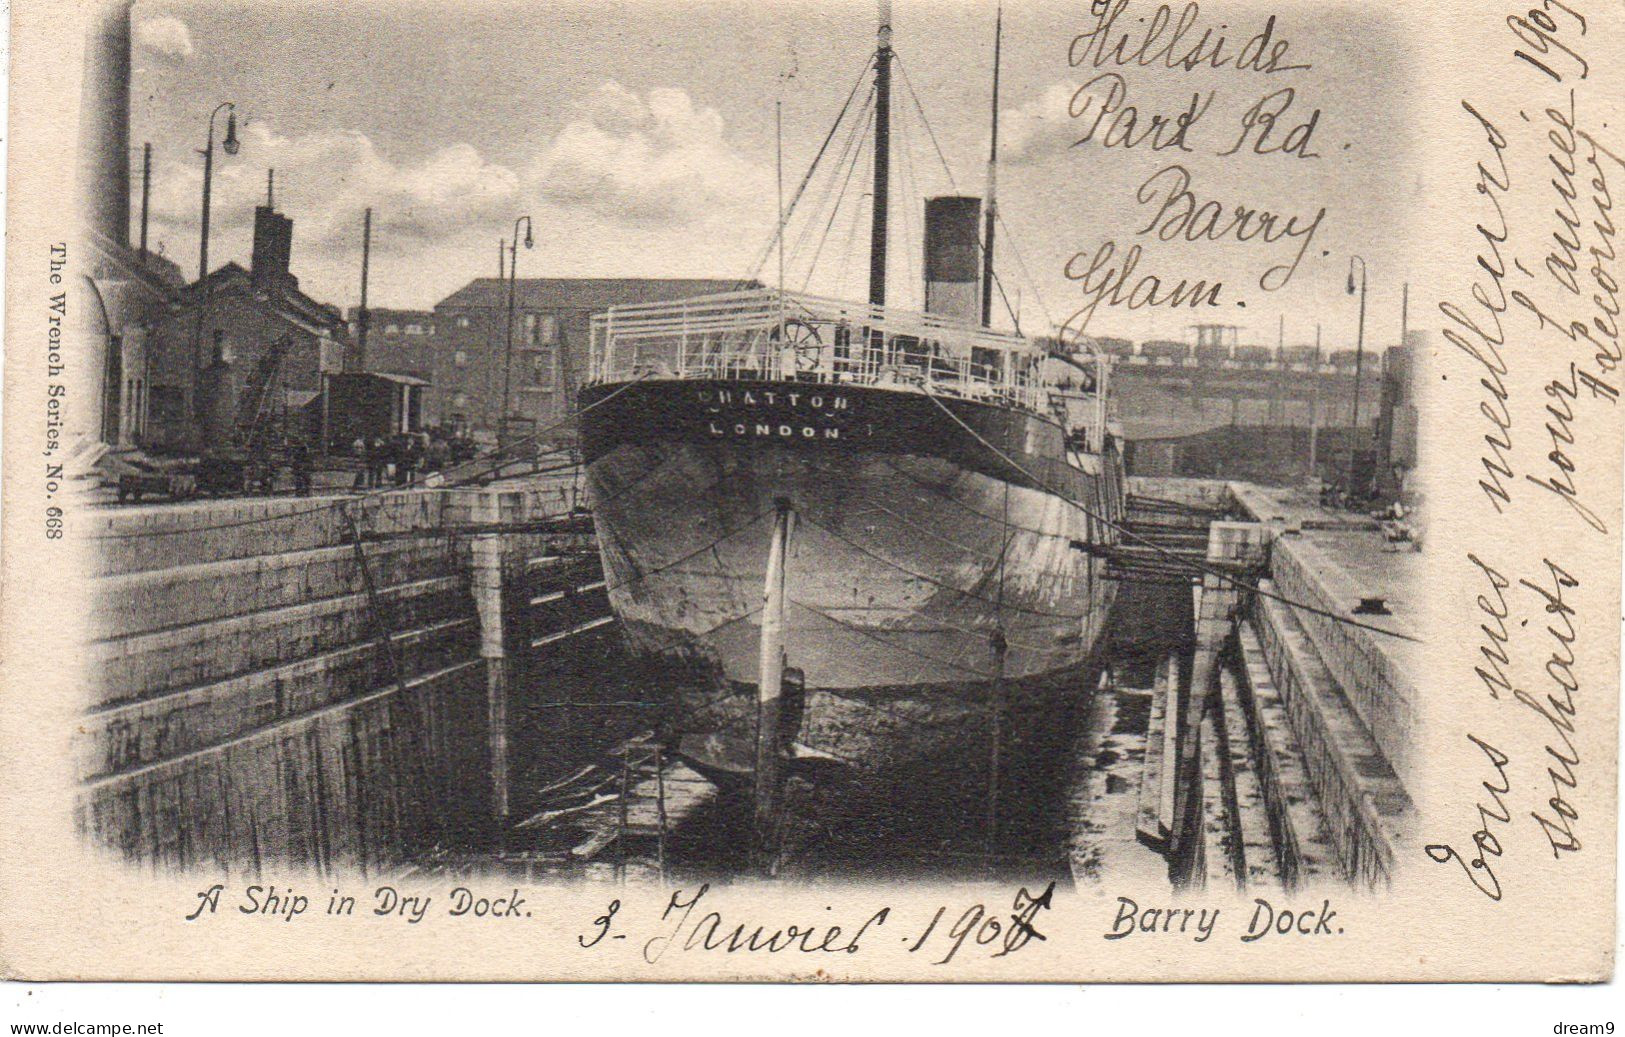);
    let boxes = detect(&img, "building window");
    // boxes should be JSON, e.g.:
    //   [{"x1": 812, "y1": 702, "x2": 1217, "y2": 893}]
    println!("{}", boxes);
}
[
  {"x1": 454, "y1": 350, "x2": 469, "y2": 367},
  {"x1": 523, "y1": 313, "x2": 558, "y2": 346},
  {"x1": 456, "y1": 315, "x2": 470, "y2": 328},
  {"x1": 530, "y1": 349, "x2": 553, "y2": 388},
  {"x1": 405, "y1": 323, "x2": 423, "y2": 336},
  {"x1": 385, "y1": 323, "x2": 400, "y2": 335},
  {"x1": 319, "y1": 335, "x2": 342, "y2": 373}
]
